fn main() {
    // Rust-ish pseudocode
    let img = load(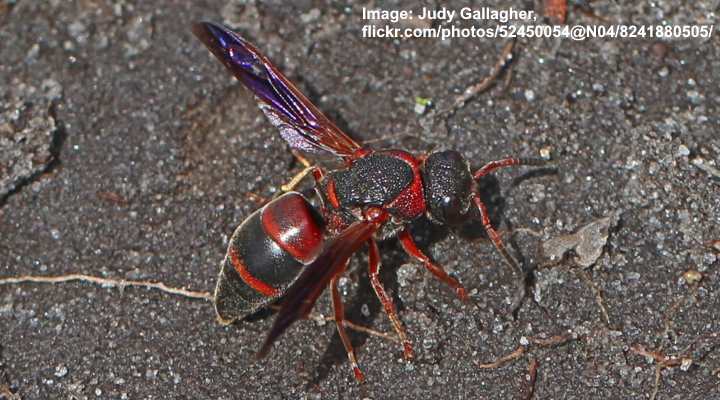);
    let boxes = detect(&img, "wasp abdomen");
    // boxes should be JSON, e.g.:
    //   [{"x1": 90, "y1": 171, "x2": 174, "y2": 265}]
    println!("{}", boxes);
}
[{"x1": 214, "y1": 192, "x2": 325, "y2": 322}]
